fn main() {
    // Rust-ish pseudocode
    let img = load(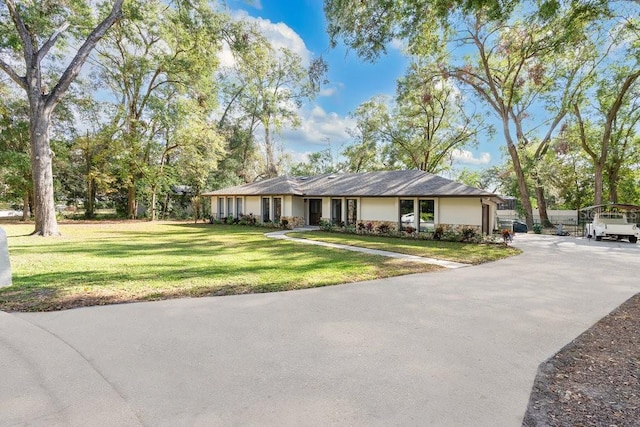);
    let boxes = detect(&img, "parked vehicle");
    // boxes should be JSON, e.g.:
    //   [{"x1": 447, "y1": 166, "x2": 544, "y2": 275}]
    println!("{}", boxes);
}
[
  {"x1": 400, "y1": 213, "x2": 434, "y2": 231},
  {"x1": 498, "y1": 219, "x2": 528, "y2": 233},
  {"x1": 586, "y1": 211, "x2": 639, "y2": 243}
]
